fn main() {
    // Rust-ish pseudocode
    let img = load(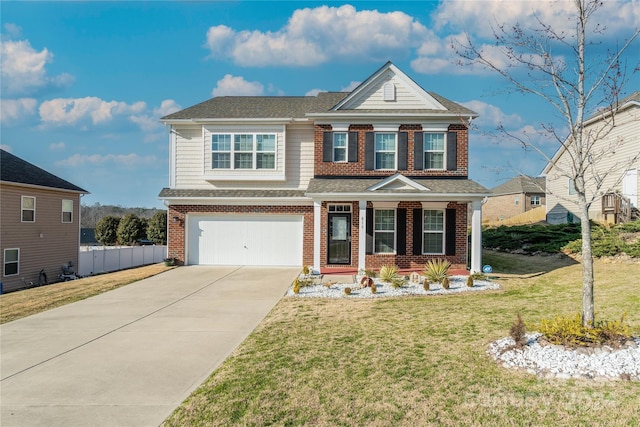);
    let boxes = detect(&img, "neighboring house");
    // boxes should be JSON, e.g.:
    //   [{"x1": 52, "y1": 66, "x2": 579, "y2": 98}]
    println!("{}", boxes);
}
[
  {"x1": 1, "y1": 150, "x2": 88, "y2": 292},
  {"x1": 543, "y1": 92, "x2": 639, "y2": 224},
  {"x1": 159, "y1": 62, "x2": 490, "y2": 274},
  {"x1": 482, "y1": 175, "x2": 546, "y2": 222}
]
